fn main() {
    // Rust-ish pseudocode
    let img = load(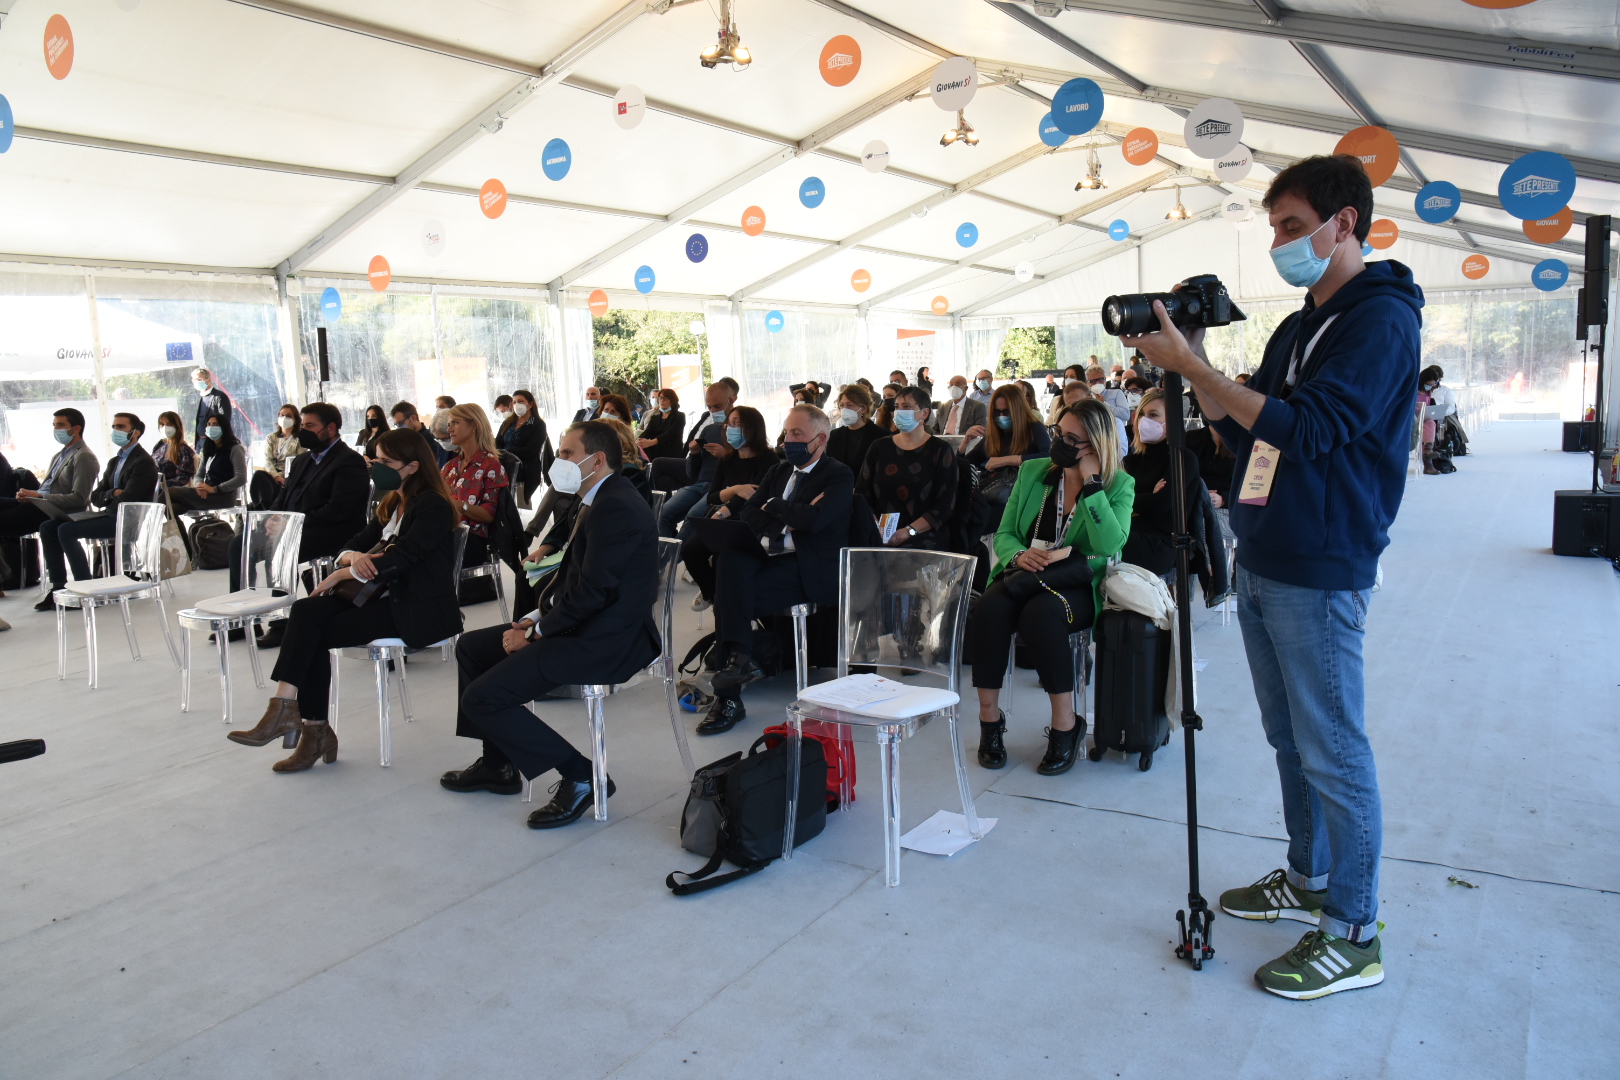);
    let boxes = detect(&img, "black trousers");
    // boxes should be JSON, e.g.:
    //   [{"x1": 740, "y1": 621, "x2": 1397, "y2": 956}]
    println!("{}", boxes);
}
[
  {"x1": 167, "y1": 486, "x2": 239, "y2": 513},
  {"x1": 707, "y1": 549, "x2": 811, "y2": 656},
  {"x1": 454, "y1": 624, "x2": 592, "y2": 782},
  {"x1": 969, "y1": 574, "x2": 1095, "y2": 694},
  {"x1": 40, "y1": 514, "x2": 116, "y2": 585},
  {"x1": 269, "y1": 594, "x2": 401, "y2": 722},
  {"x1": 0, "y1": 500, "x2": 50, "y2": 539},
  {"x1": 649, "y1": 456, "x2": 690, "y2": 493}
]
